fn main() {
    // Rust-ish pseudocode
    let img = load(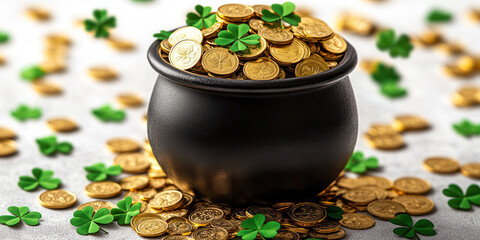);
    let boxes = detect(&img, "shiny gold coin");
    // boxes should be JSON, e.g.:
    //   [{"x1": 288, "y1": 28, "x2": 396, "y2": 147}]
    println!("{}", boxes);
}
[
  {"x1": 119, "y1": 175, "x2": 150, "y2": 190},
  {"x1": 168, "y1": 26, "x2": 204, "y2": 47},
  {"x1": 309, "y1": 228, "x2": 346, "y2": 240},
  {"x1": 202, "y1": 22, "x2": 223, "y2": 39},
  {"x1": 392, "y1": 195, "x2": 434, "y2": 216},
  {"x1": 297, "y1": 39, "x2": 311, "y2": 60},
  {"x1": 303, "y1": 17, "x2": 334, "y2": 40},
  {"x1": 217, "y1": 4, "x2": 254, "y2": 21},
  {"x1": 201, "y1": 48, "x2": 239, "y2": 75},
  {"x1": 272, "y1": 230, "x2": 300, "y2": 240},
  {"x1": 88, "y1": 66, "x2": 118, "y2": 81},
  {"x1": 451, "y1": 86, "x2": 479, "y2": 107},
  {"x1": 188, "y1": 207, "x2": 225, "y2": 226},
  {"x1": 44, "y1": 46, "x2": 68, "y2": 59},
  {"x1": 367, "y1": 199, "x2": 407, "y2": 220},
  {"x1": 252, "y1": 5, "x2": 271, "y2": 17},
  {"x1": 149, "y1": 190, "x2": 183, "y2": 210},
  {"x1": 131, "y1": 212, "x2": 163, "y2": 229},
  {"x1": 343, "y1": 188, "x2": 378, "y2": 205},
  {"x1": 211, "y1": 219, "x2": 235, "y2": 232},
  {"x1": 169, "y1": 39, "x2": 203, "y2": 70},
  {"x1": 46, "y1": 117, "x2": 78, "y2": 132},
  {"x1": 246, "y1": 206, "x2": 282, "y2": 222},
  {"x1": 270, "y1": 39, "x2": 305, "y2": 65},
  {"x1": 327, "y1": 61, "x2": 338, "y2": 68},
  {"x1": 249, "y1": 18, "x2": 265, "y2": 32},
  {"x1": 38, "y1": 189, "x2": 77, "y2": 209},
  {"x1": 423, "y1": 157, "x2": 460, "y2": 174},
  {"x1": 139, "y1": 187, "x2": 158, "y2": 201},
  {"x1": 114, "y1": 153, "x2": 152, "y2": 173},
  {"x1": 0, "y1": 139, "x2": 17, "y2": 157},
  {"x1": 136, "y1": 218, "x2": 169, "y2": 237},
  {"x1": 339, "y1": 213, "x2": 375, "y2": 230},
  {"x1": 237, "y1": 37, "x2": 267, "y2": 60},
  {"x1": 167, "y1": 218, "x2": 194, "y2": 235},
  {"x1": 364, "y1": 133, "x2": 405, "y2": 150},
  {"x1": 435, "y1": 42, "x2": 465, "y2": 56},
  {"x1": 77, "y1": 201, "x2": 115, "y2": 211},
  {"x1": 25, "y1": 7, "x2": 50, "y2": 21},
  {"x1": 40, "y1": 58, "x2": 66, "y2": 73},
  {"x1": 160, "y1": 39, "x2": 172, "y2": 54},
  {"x1": 243, "y1": 57, "x2": 279, "y2": 80},
  {"x1": 258, "y1": 26, "x2": 294, "y2": 45},
  {"x1": 163, "y1": 235, "x2": 190, "y2": 240},
  {"x1": 157, "y1": 209, "x2": 189, "y2": 221},
  {"x1": 357, "y1": 186, "x2": 388, "y2": 200},
  {"x1": 288, "y1": 202, "x2": 326, "y2": 227},
  {"x1": 192, "y1": 227, "x2": 228, "y2": 240},
  {"x1": 32, "y1": 80, "x2": 62, "y2": 95},
  {"x1": 461, "y1": 163, "x2": 480, "y2": 179},
  {"x1": 107, "y1": 37, "x2": 135, "y2": 51},
  {"x1": 295, "y1": 57, "x2": 329, "y2": 77},
  {"x1": 312, "y1": 221, "x2": 341, "y2": 233},
  {"x1": 85, "y1": 181, "x2": 122, "y2": 198},
  {"x1": 360, "y1": 59, "x2": 380, "y2": 74},
  {"x1": 116, "y1": 93, "x2": 143, "y2": 107},
  {"x1": 394, "y1": 177, "x2": 431, "y2": 195},
  {"x1": 45, "y1": 34, "x2": 71, "y2": 46},
  {"x1": 0, "y1": 54, "x2": 5, "y2": 65},
  {"x1": 321, "y1": 33, "x2": 347, "y2": 54},
  {"x1": 106, "y1": 138, "x2": 140, "y2": 153},
  {"x1": 392, "y1": 115, "x2": 429, "y2": 132},
  {"x1": 0, "y1": 127, "x2": 15, "y2": 140},
  {"x1": 443, "y1": 63, "x2": 475, "y2": 78},
  {"x1": 368, "y1": 124, "x2": 399, "y2": 135}
]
